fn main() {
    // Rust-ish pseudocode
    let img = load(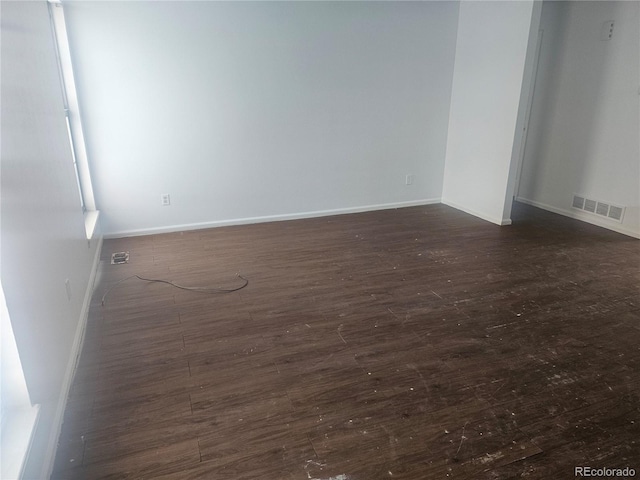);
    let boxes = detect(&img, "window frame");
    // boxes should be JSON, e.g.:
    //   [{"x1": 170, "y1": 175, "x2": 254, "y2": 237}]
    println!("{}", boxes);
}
[{"x1": 48, "y1": 0, "x2": 99, "y2": 238}]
